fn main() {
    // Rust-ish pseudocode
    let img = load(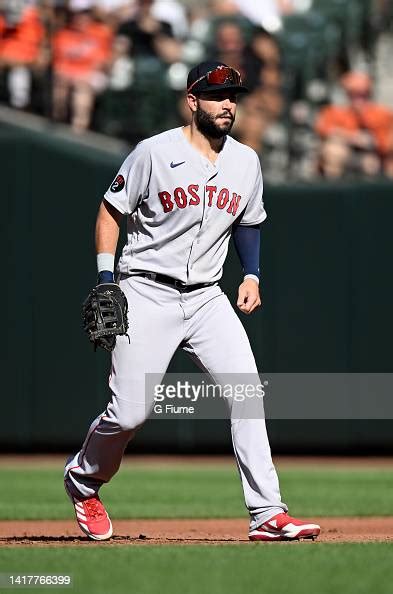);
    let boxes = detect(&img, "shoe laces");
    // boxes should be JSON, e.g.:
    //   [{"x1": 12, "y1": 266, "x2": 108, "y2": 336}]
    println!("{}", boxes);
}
[{"x1": 83, "y1": 497, "x2": 105, "y2": 520}]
